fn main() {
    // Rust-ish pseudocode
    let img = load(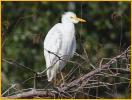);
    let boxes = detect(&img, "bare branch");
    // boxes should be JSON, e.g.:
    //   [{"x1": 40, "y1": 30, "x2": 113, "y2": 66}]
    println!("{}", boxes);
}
[{"x1": 3, "y1": 46, "x2": 130, "y2": 98}]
